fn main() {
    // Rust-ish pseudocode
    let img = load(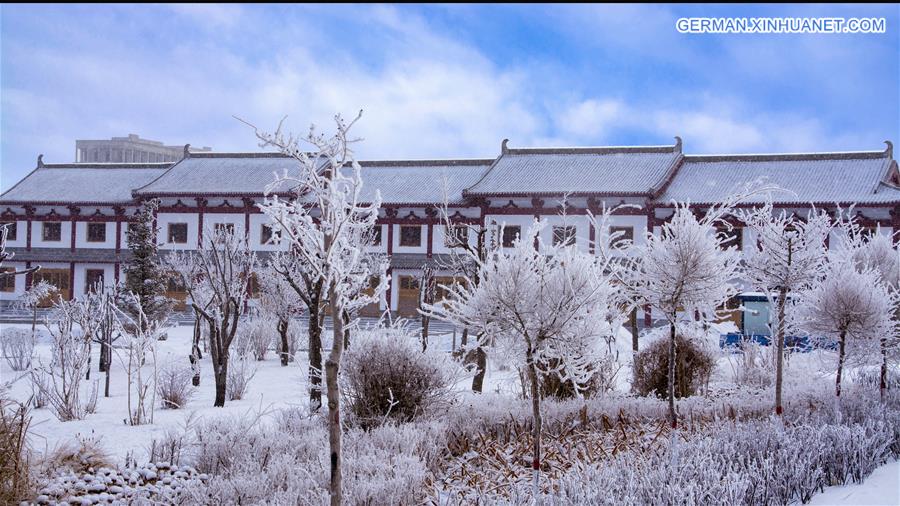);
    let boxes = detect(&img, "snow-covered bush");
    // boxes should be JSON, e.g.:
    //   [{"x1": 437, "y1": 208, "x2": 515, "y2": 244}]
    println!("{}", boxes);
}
[
  {"x1": 0, "y1": 327, "x2": 35, "y2": 372},
  {"x1": 174, "y1": 411, "x2": 442, "y2": 504},
  {"x1": 32, "y1": 301, "x2": 96, "y2": 421},
  {"x1": 632, "y1": 333, "x2": 715, "y2": 399},
  {"x1": 157, "y1": 361, "x2": 195, "y2": 409},
  {"x1": 342, "y1": 324, "x2": 459, "y2": 428},
  {"x1": 225, "y1": 356, "x2": 256, "y2": 401},
  {"x1": 234, "y1": 318, "x2": 273, "y2": 361},
  {"x1": 724, "y1": 339, "x2": 773, "y2": 389}
]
